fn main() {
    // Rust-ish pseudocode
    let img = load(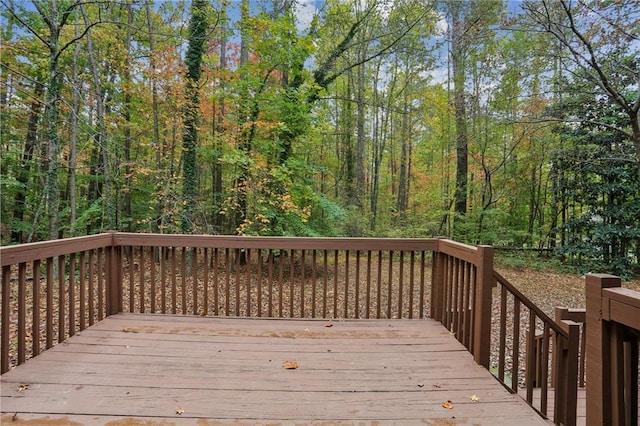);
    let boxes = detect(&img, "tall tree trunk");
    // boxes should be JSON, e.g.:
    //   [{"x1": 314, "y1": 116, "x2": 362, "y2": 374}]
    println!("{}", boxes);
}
[
  {"x1": 212, "y1": 1, "x2": 226, "y2": 232},
  {"x1": 145, "y1": 1, "x2": 162, "y2": 232},
  {"x1": 181, "y1": 0, "x2": 208, "y2": 233},
  {"x1": 82, "y1": 5, "x2": 114, "y2": 231},
  {"x1": 122, "y1": 2, "x2": 134, "y2": 231},
  {"x1": 68, "y1": 10, "x2": 81, "y2": 237},
  {"x1": 12, "y1": 82, "x2": 43, "y2": 243},
  {"x1": 451, "y1": 2, "x2": 468, "y2": 221}
]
